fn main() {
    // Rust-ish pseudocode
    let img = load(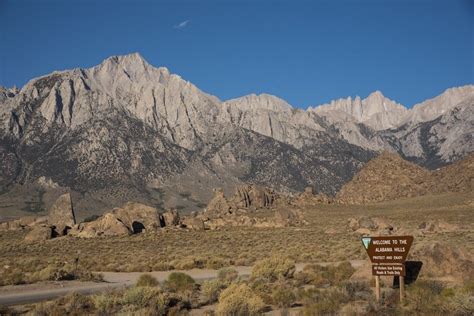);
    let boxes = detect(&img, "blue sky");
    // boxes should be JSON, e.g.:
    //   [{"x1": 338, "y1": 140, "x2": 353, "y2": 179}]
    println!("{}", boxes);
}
[{"x1": 0, "y1": 0, "x2": 472, "y2": 108}]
